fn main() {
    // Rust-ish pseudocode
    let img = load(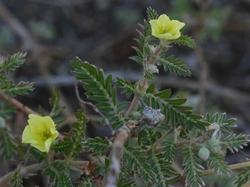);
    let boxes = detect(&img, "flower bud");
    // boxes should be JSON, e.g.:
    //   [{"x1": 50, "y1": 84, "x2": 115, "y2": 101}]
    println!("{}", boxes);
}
[{"x1": 146, "y1": 64, "x2": 159, "y2": 74}]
